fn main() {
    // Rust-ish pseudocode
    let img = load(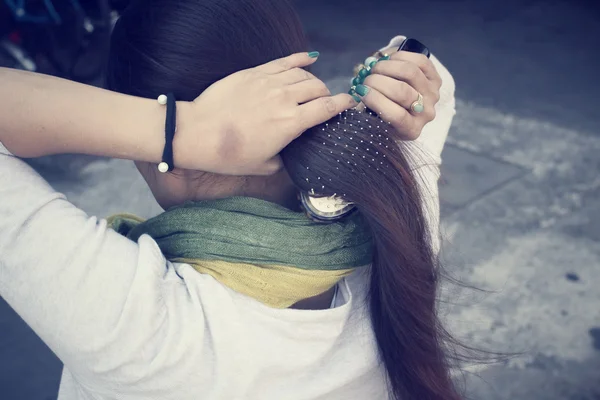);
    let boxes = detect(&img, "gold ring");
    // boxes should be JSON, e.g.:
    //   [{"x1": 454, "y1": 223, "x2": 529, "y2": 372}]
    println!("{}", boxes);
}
[{"x1": 410, "y1": 93, "x2": 425, "y2": 114}]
